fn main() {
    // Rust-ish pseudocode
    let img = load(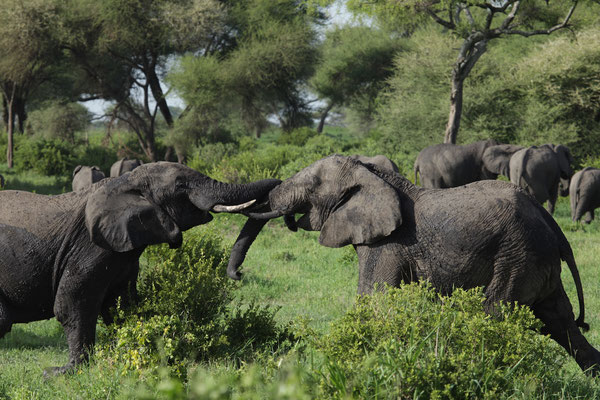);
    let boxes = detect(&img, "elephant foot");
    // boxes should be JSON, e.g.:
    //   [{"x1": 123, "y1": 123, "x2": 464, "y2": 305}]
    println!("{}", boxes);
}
[{"x1": 43, "y1": 364, "x2": 76, "y2": 379}]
